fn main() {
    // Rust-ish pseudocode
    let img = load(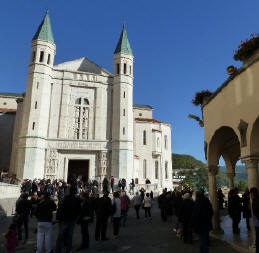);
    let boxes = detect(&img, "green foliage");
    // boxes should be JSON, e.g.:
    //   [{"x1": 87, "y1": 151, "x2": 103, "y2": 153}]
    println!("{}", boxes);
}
[
  {"x1": 216, "y1": 171, "x2": 247, "y2": 191},
  {"x1": 172, "y1": 153, "x2": 206, "y2": 170},
  {"x1": 172, "y1": 154, "x2": 248, "y2": 192},
  {"x1": 192, "y1": 90, "x2": 213, "y2": 106},
  {"x1": 216, "y1": 172, "x2": 228, "y2": 187},
  {"x1": 172, "y1": 154, "x2": 248, "y2": 191},
  {"x1": 234, "y1": 178, "x2": 248, "y2": 192},
  {"x1": 173, "y1": 153, "x2": 208, "y2": 191},
  {"x1": 220, "y1": 166, "x2": 248, "y2": 180},
  {"x1": 178, "y1": 167, "x2": 208, "y2": 191}
]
